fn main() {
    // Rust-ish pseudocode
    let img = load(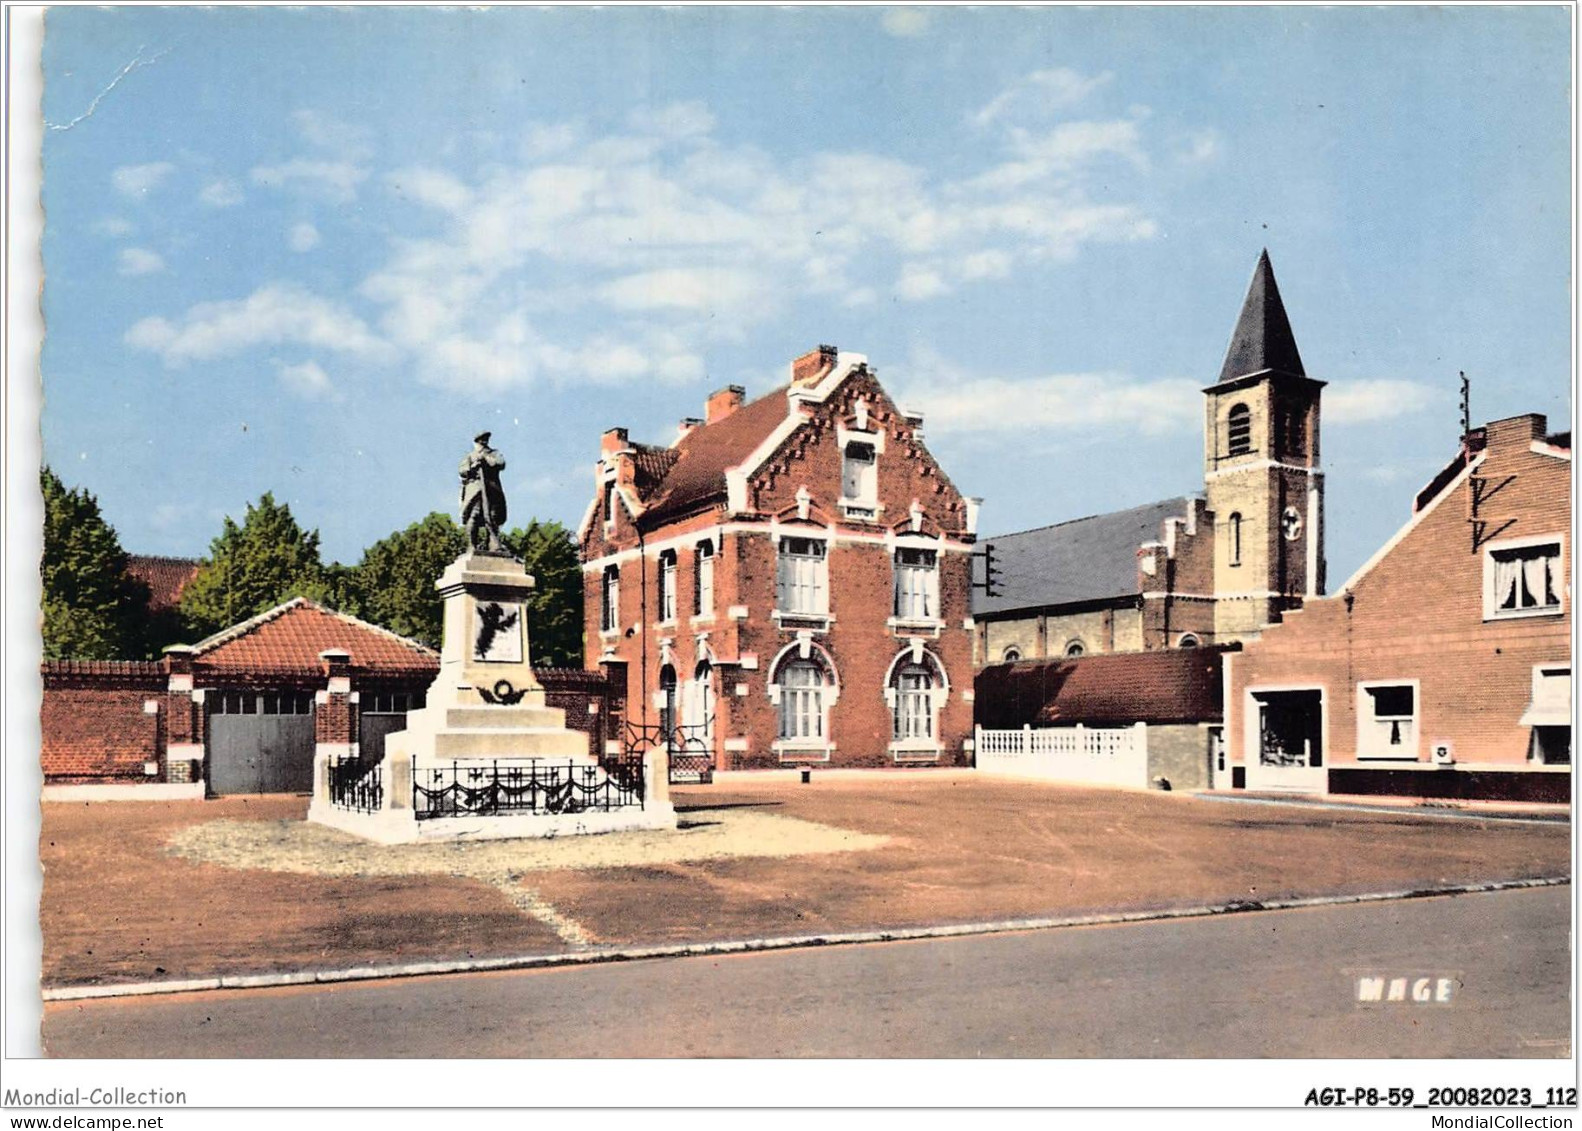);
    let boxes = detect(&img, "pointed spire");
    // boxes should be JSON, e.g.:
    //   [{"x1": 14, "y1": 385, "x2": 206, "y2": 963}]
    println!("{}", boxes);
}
[{"x1": 1218, "y1": 249, "x2": 1305, "y2": 383}]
